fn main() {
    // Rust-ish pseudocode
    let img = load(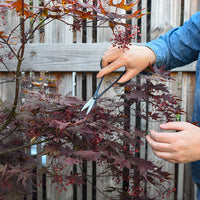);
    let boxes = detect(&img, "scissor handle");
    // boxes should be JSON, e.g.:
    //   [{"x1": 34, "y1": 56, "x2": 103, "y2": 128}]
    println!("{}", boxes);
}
[
  {"x1": 96, "y1": 67, "x2": 129, "y2": 98},
  {"x1": 100, "y1": 59, "x2": 130, "y2": 86}
]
